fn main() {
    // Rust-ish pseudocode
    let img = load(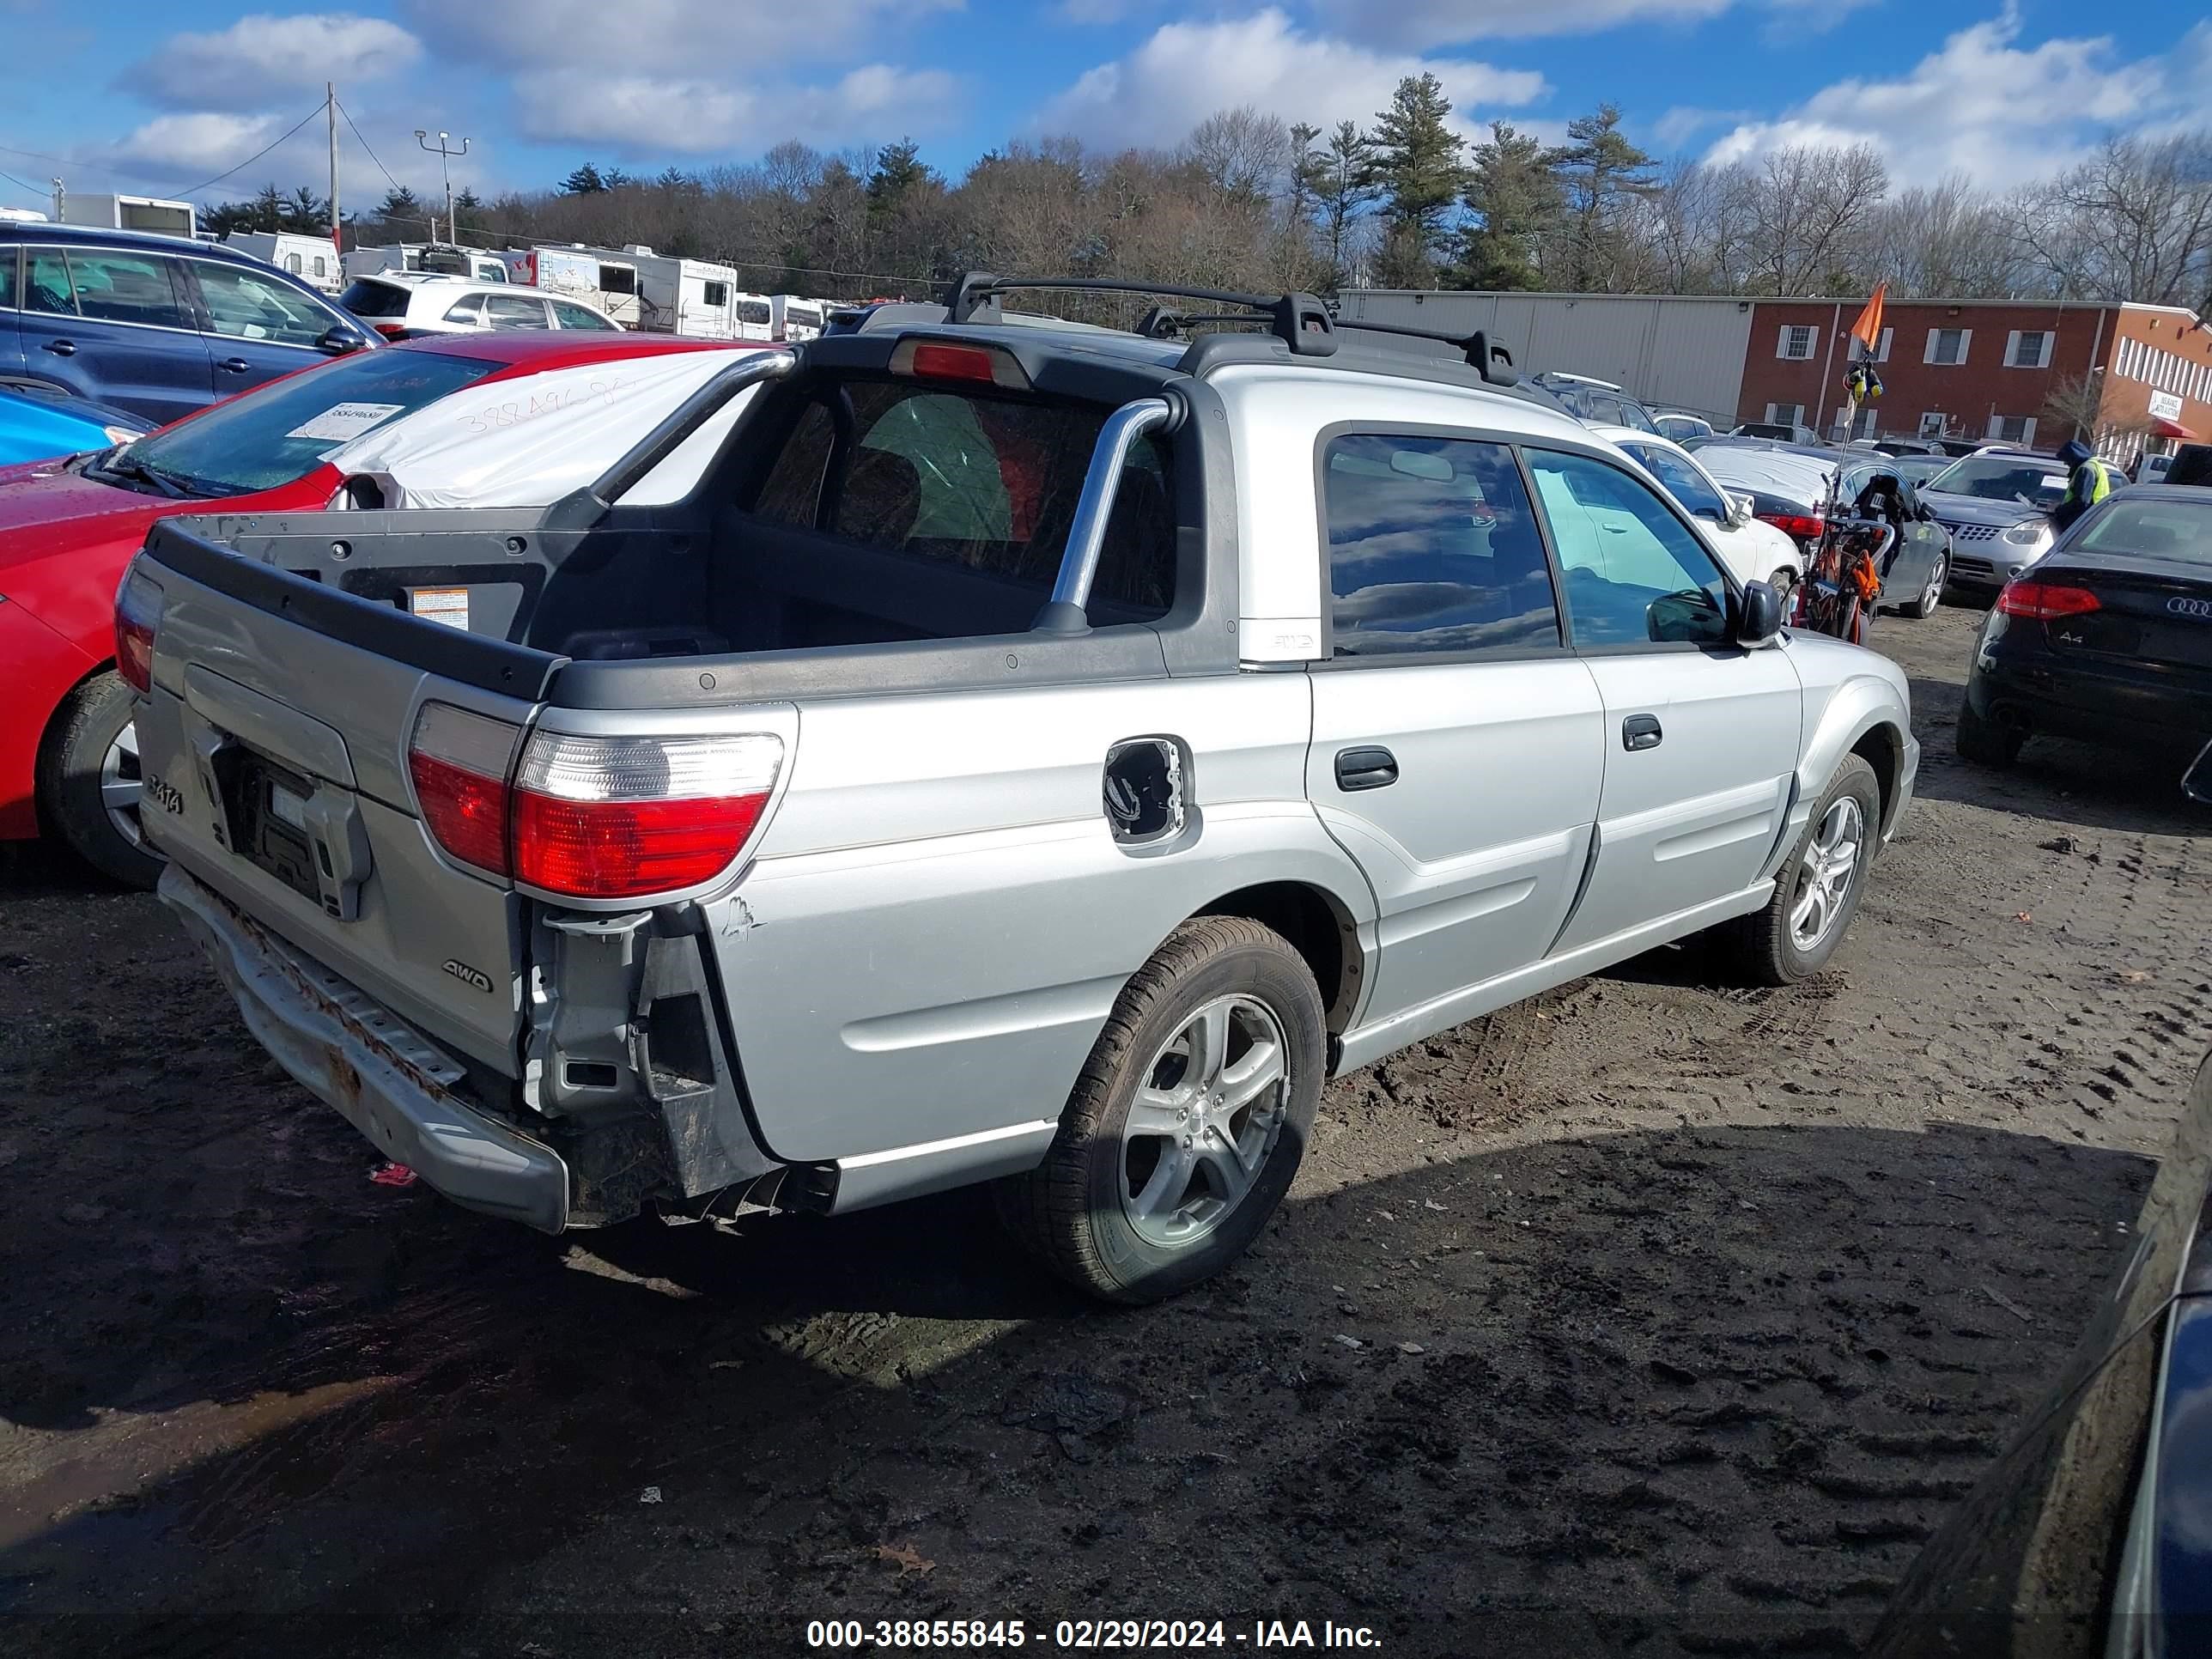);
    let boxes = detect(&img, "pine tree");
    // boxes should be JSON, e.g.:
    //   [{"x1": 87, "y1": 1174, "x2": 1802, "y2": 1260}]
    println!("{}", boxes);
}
[
  {"x1": 559, "y1": 162, "x2": 608, "y2": 195},
  {"x1": 1544, "y1": 104, "x2": 1658, "y2": 291},
  {"x1": 251, "y1": 182, "x2": 288, "y2": 233},
  {"x1": 866, "y1": 138, "x2": 936, "y2": 215},
  {"x1": 1363, "y1": 74, "x2": 1466, "y2": 271},
  {"x1": 1310, "y1": 120, "x2": 1379, "y2": 287},
  {"x1": 1457, "y1": 123, "x2": 1564, "y2": 290}
]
